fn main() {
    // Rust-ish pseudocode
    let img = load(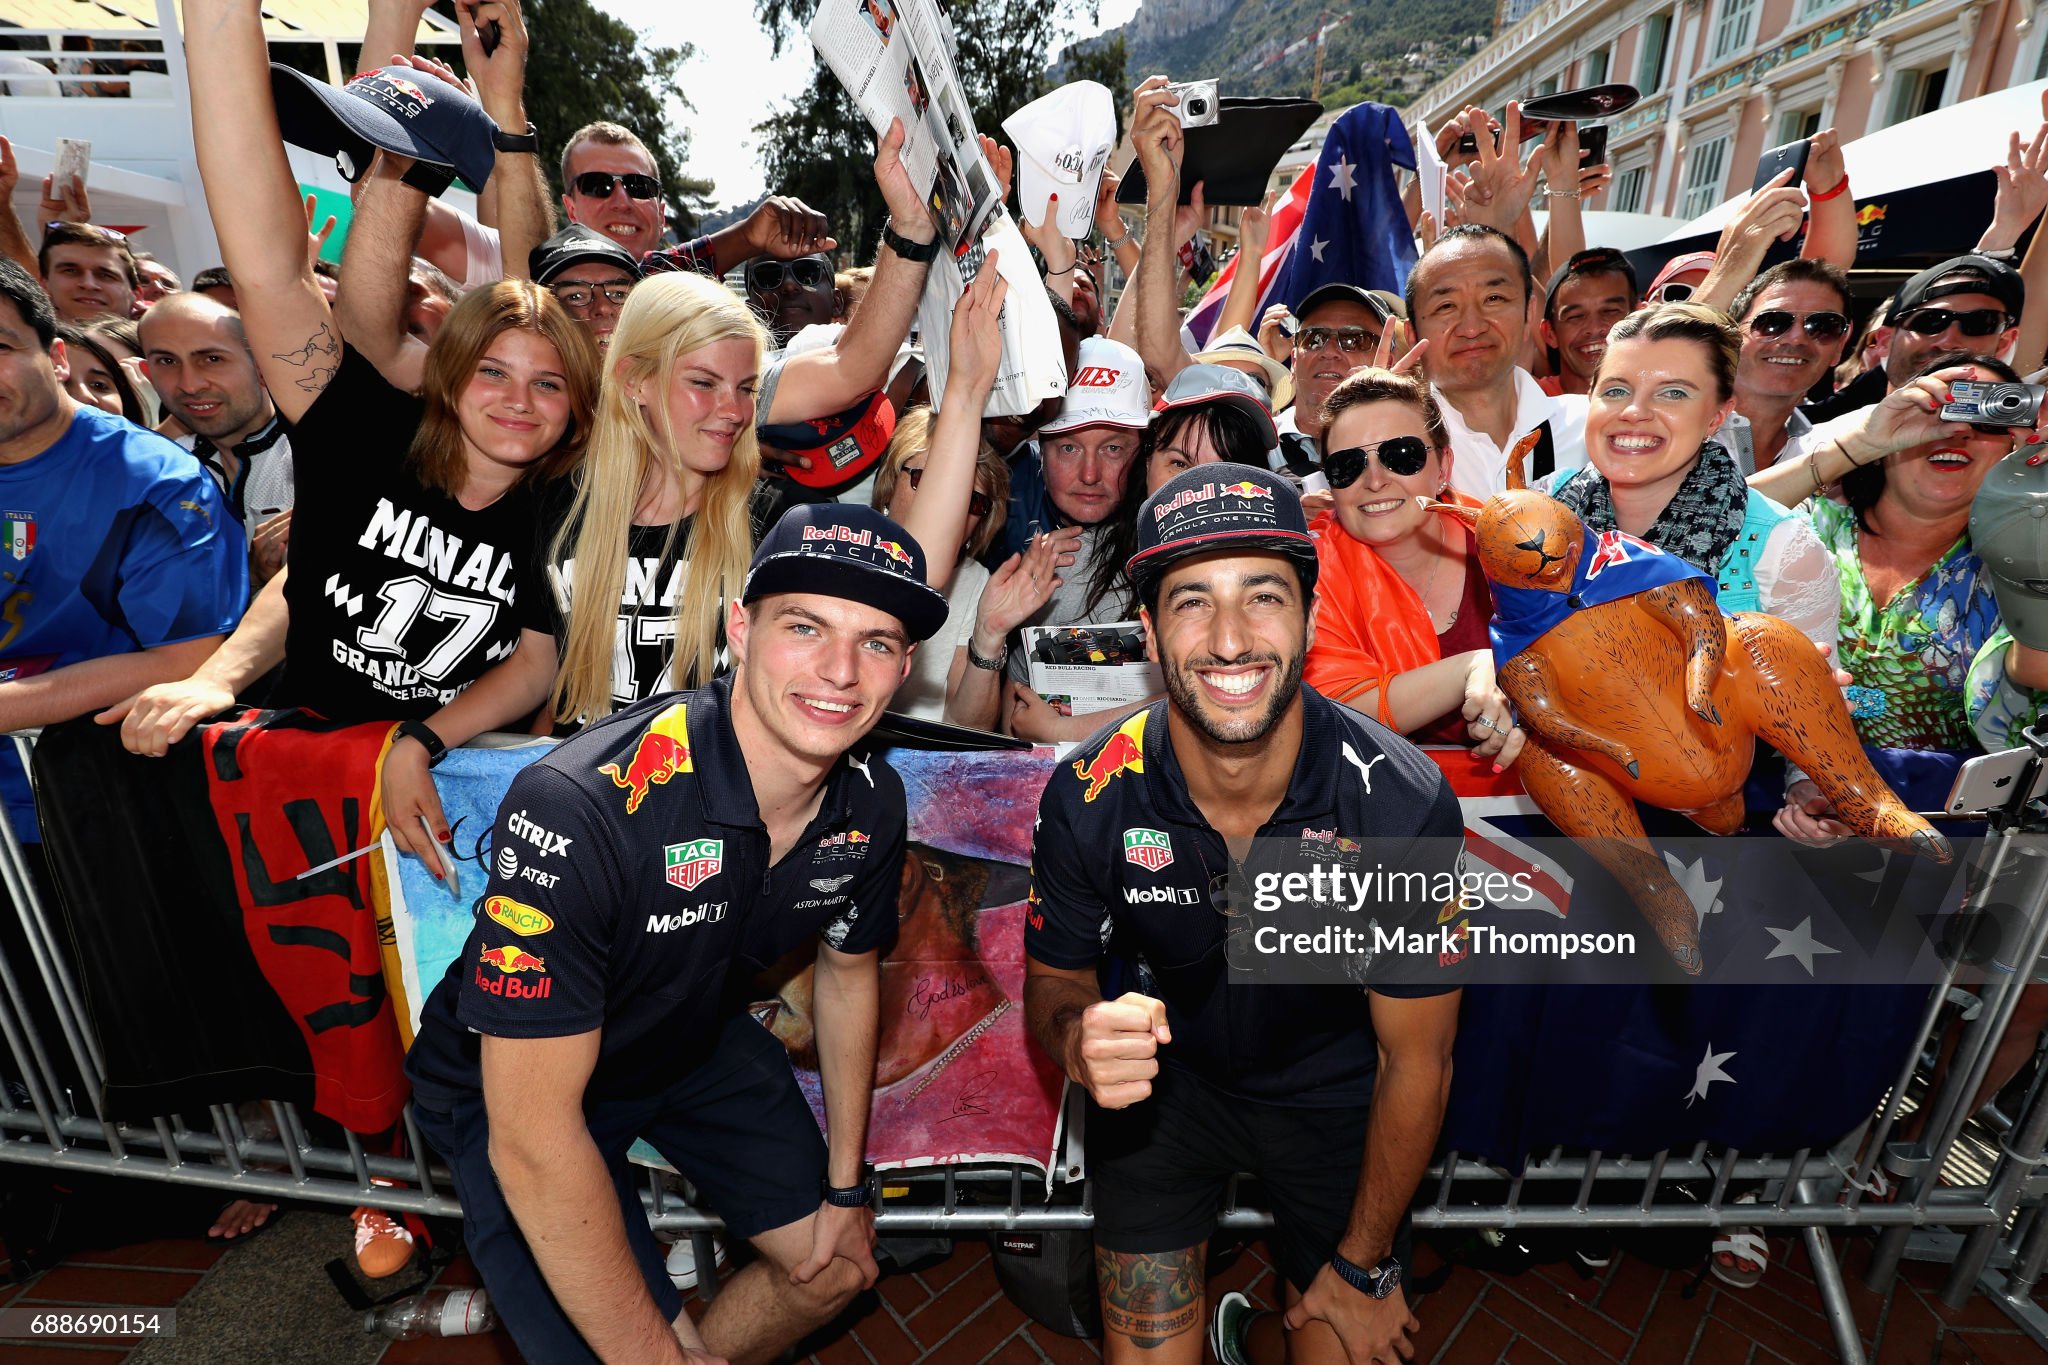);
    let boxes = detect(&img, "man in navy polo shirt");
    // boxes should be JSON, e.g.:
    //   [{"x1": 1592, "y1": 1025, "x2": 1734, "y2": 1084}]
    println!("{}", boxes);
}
[
  {"x1": 1024, "y1": 465, "x2": 1465, "y2": 1365},
  {"x1": 405, "y1": 504, "x2": 947, "y2": 1365}
]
